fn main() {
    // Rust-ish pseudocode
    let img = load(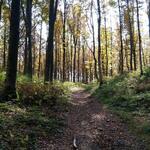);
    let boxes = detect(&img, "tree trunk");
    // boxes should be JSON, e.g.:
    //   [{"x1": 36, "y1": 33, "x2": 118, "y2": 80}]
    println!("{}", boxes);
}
[
  {"x1": 148, "y1": 1, "x2": 150, "y2": 37},
  {"x1": 82, "y1": 44, "x2": 85, "y2": 83},
  {"x1": 127, "y1": 0, "x2": 134, "y2": 71},
  {"x1": 70, "y1": 36, "x2": 73, "y2": 82},
  {"x1": 62, "y1": 0, "x2": 67, "y2": 81},
  {"x1": 2, "y1": 0, "x2": 21, "y2": 100},
  {"x1": 118, "y1": 0, "x2": 124, "y2": 74},
  {"x1": 97, "y1": 0, "x2": 103, "y2": 86},
  {"x1": 73, "y1": 37, "x2": 77, "y2": 83},
  {"x1": 77, "y1": 39, "x2": 80, "y2": 82},
  {"x1": 0, "y1": 0, "x2": 3, "y2": 21},
  {"x1": 24, "y1": 35, "x2": 28, "y2": 74},
  {"x1": 110, "y1": 22, "x2": 113, "y2": 76},
  {"x1": 54, "y1": 33, "x2": 58, "y2": 80},
  {"x1": 104, "y1": 15, "x2": 108, "y2": 76},
  {"x1": 26, "y1": 0, "x2": 33, "y2": 79},
  {"x1": 44, "y1": 0, "x2": 58, "y2": 82},
  {"x1": 136, "y1": 0, "x2": 143, "y2": 75},
  {"x1": 38, "y1": 20, "x2": 43, "y2": 78},
  {"x1": 131, "y1": 0, "x2": 137, "y2": 70},
  {"x1": 91, "y1": 0, "x2": 98, "y2": 80},
  {"x1": 3, "y1": 24, "x2": 6, "y2": 70}
]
